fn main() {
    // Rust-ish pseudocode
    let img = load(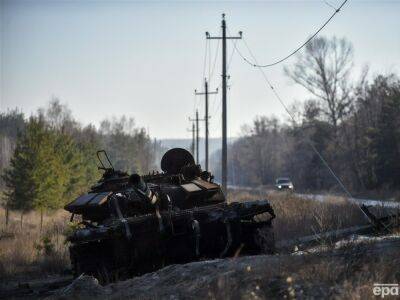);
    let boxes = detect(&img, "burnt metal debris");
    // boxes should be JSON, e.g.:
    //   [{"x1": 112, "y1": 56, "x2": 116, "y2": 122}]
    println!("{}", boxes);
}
[{"x1": 64, "y1": 148, "x2": 275, "y2": 284}]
